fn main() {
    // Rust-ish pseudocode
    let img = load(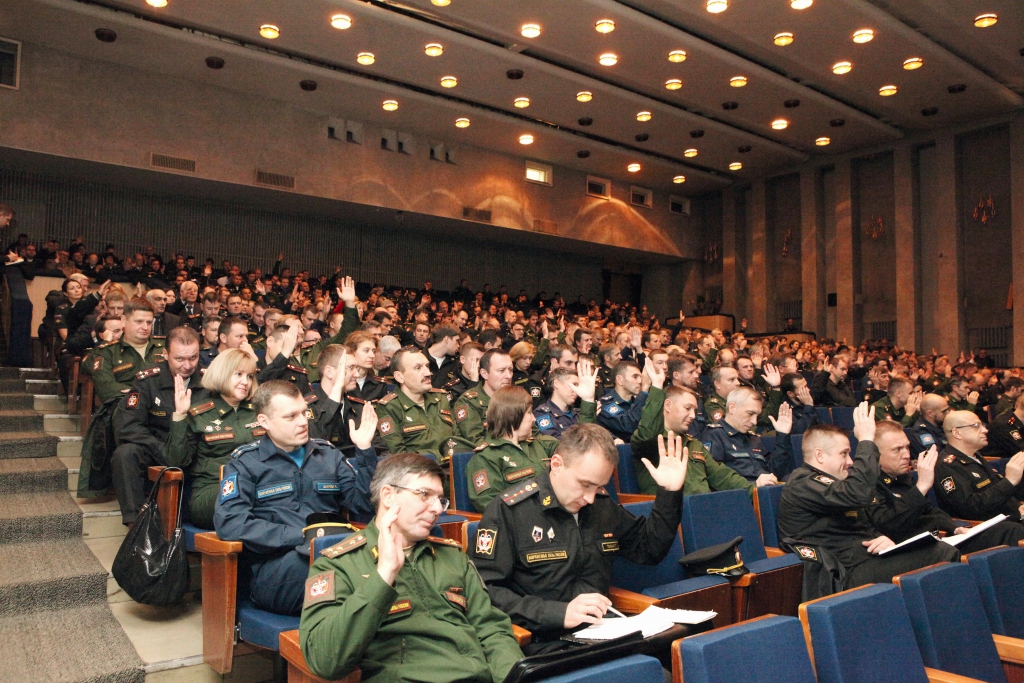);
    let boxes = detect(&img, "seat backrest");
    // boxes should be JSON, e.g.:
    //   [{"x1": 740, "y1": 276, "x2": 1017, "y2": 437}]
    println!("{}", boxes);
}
[
  {"x1": 681, "y1": 489, "x2": 767, "y2": 562},
  {"x1": 611, "y1": 501, "x2": 686, "y2": 591},
  {"x1": 678, "y1": 615, "x2": 816, "y2": 683},
  {"x1": 967, "y1": 546, "x2": 1024, "y2": 638},
  {"x1": 601, "y1": 476, "x2": 619, "y2": 504},
  {"x1": 451, "y1": 451, "x2": 475, "y2": 511},
  {"x1": 616, "y1": 444, "x2": 640, "y2": 494},
  {"x1": 467, "y1": 521, "x2": 479, "y2": 549},
  {"x1": 759, "y1": 436, "x2": 775, "y2": 456},
  {"x1": 755, "y1": 485, "x2": 785, "y2": 548},
  {"x1": 538, "y1": 654, "x2": 663, "y2": 683},
  {"x1": 790, "y1": 434, "x2": 804, "y2": 471},
  {"x1": 987, "y1": 405, "x2": 998, "y2": 422},
  {"x1": 830, "y1": 408, "x2": 855, "y2": 431},
  {"x1": 897, "y1": 562, "x2": 1007, "y2": 683},
  {"x1": 815, "y1": 407, "x2": 833, "y2": 425},
  {"x1": 801, "y1": 584, "x2": 930, "y2": 683}
]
